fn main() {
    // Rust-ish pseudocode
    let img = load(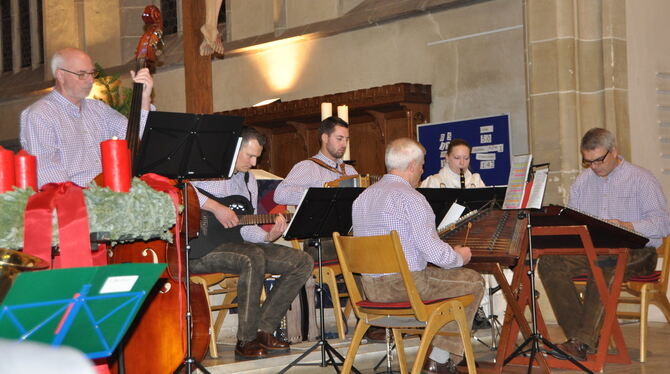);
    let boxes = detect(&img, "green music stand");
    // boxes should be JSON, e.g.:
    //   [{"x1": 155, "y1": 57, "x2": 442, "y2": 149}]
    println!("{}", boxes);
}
[{"x1": 0, "y1": 263, "x2": 165, "y2": 359}]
